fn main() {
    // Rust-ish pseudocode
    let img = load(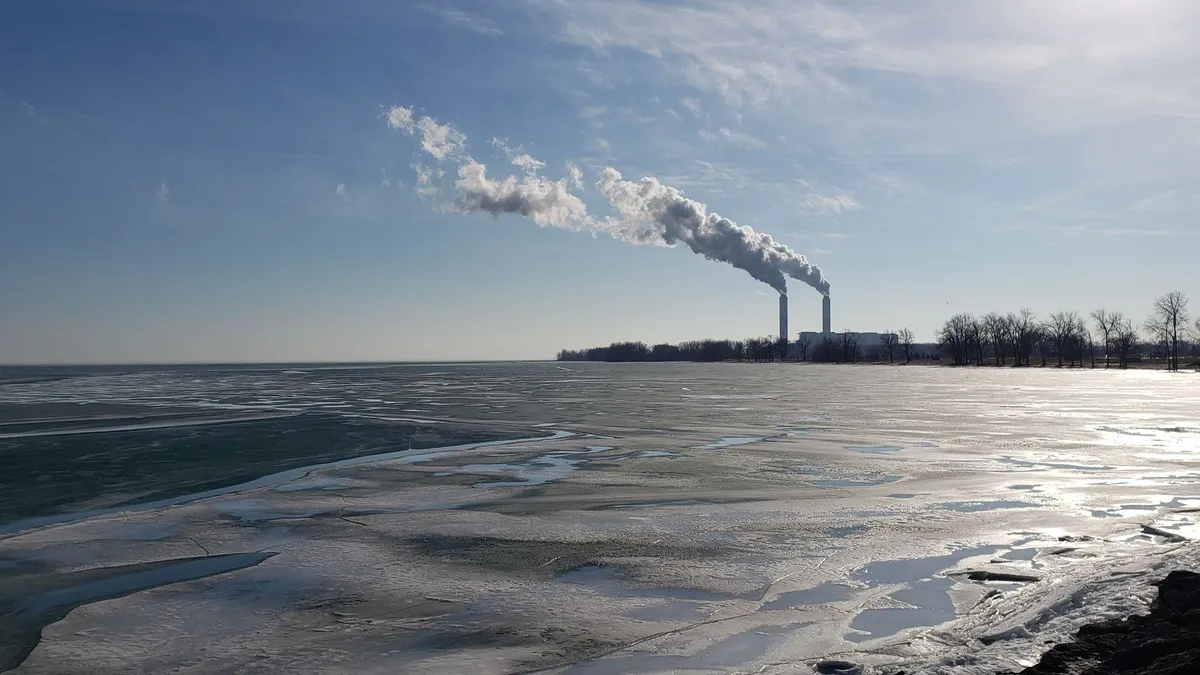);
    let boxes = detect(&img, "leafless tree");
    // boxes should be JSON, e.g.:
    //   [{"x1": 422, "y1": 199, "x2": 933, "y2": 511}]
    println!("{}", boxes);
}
[
  {"x1": 1091, "y1": 309, "x2": 1119, "y2": 368},
  {"x1": 1147, "y1": 291, "x2": 1190, "y2": 371},
  {"x1": 815, "y1": 336, "x2": 839, "y2": 362},
  {"x1": 840, "y1": 331, "x2": 860, "y2": 363},
  {"x1": 982, "y1": 312, "x2": 1010, "y2": 366},
  {"x1": 1144, "y1": 315, "x2": 1170, "y2": 366},
  {"x1": 898, "y1": 328, "x2": 915, "y2": 364},
  {"x1": 938, "y1": 313, "x2": 980, "y2": 366},
  {"x1": 880, "y1": 332, "x2": 898, "y2": 363},
  {"x1": 1046, "y1": 311, "x2": 1087, "y2": 367},
  {"x1": 795, "y1": 334, "x2": 811, "y2": 362},
  {"x1": 1007, "y1": 309, "x2": 1040, "y2": 367},
  {"x1": 1112, "y1": 318, "x2": 1139, "y2": 368}
]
